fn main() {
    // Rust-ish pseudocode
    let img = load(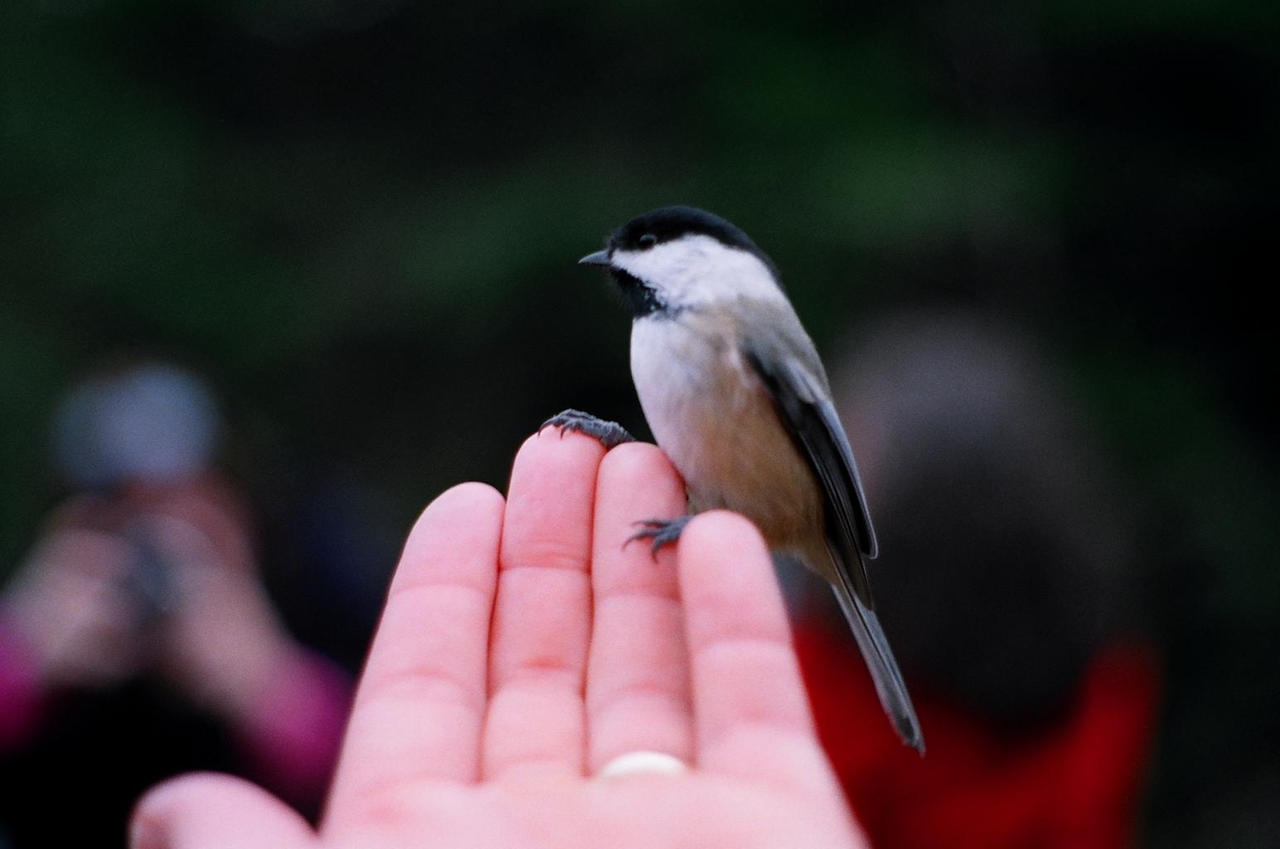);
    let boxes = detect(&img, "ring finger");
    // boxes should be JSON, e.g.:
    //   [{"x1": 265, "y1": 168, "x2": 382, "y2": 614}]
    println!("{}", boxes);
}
[{"x1": 584, "y1": 443, "x2": 693, "y2": 773}]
